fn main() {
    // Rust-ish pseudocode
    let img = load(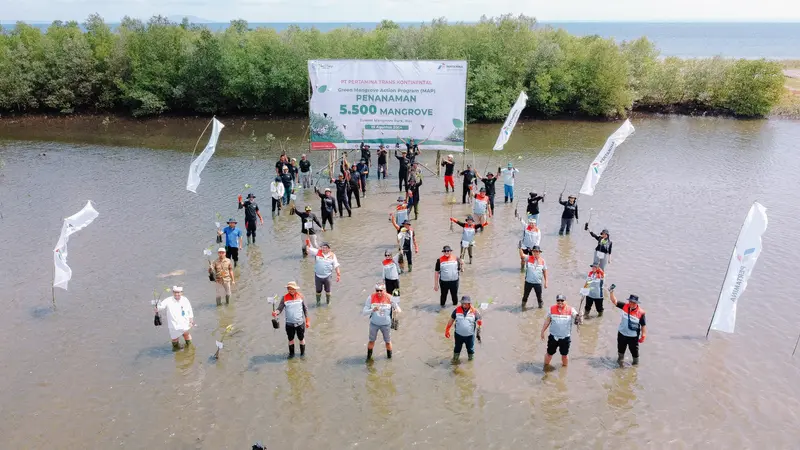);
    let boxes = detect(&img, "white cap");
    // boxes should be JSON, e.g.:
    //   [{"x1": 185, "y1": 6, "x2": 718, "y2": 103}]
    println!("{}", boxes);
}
[
  {"x1": 218, "y1": 247, "x2": 226, "y2": 253},
  {"x1": 528, "y1": 217, "x2": 537, "y2": 223},
  {"x1": 375, "y1": 283, "x2": 386, "y2": 291},
  {"x1": 172, "y1": 286, "x2": 183, "y2": 292},
  {"x1": 448, "y1": 154, "x2": 453, "y2": 159}
]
